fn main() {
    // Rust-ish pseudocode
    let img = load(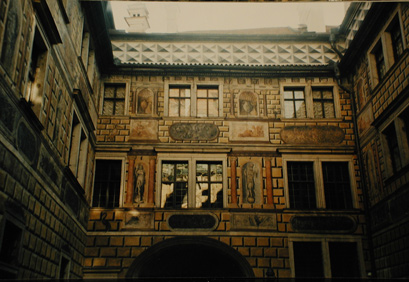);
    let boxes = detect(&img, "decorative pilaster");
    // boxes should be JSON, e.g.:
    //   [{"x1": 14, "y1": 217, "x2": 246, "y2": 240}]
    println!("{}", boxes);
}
[
  {"x1": 126, "y1": 158, "x2": 135, "y2": 205},
  {"x1": 265, "y1": 158, "x2": 273, "y2": 205},
  {"x1": 148, "y1": 156, "x2": 156, "y2": 204},
  {"x1": 230, "y1": 157, "x2": 237, "y2": 204}
]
